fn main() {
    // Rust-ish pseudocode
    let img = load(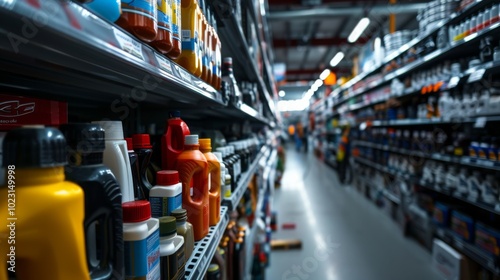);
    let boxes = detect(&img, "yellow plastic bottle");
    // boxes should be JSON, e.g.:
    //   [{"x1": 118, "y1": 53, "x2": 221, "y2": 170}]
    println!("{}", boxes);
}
[
  {"x1": 175, "y1": 0, "x2": 201, "y2": 77},
  {"x1": 0, "y1": 127, "x2": 89, "y2": 280},
  {"x1": 199, "y1": 138, "x2": 221, "y2": 226}
]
